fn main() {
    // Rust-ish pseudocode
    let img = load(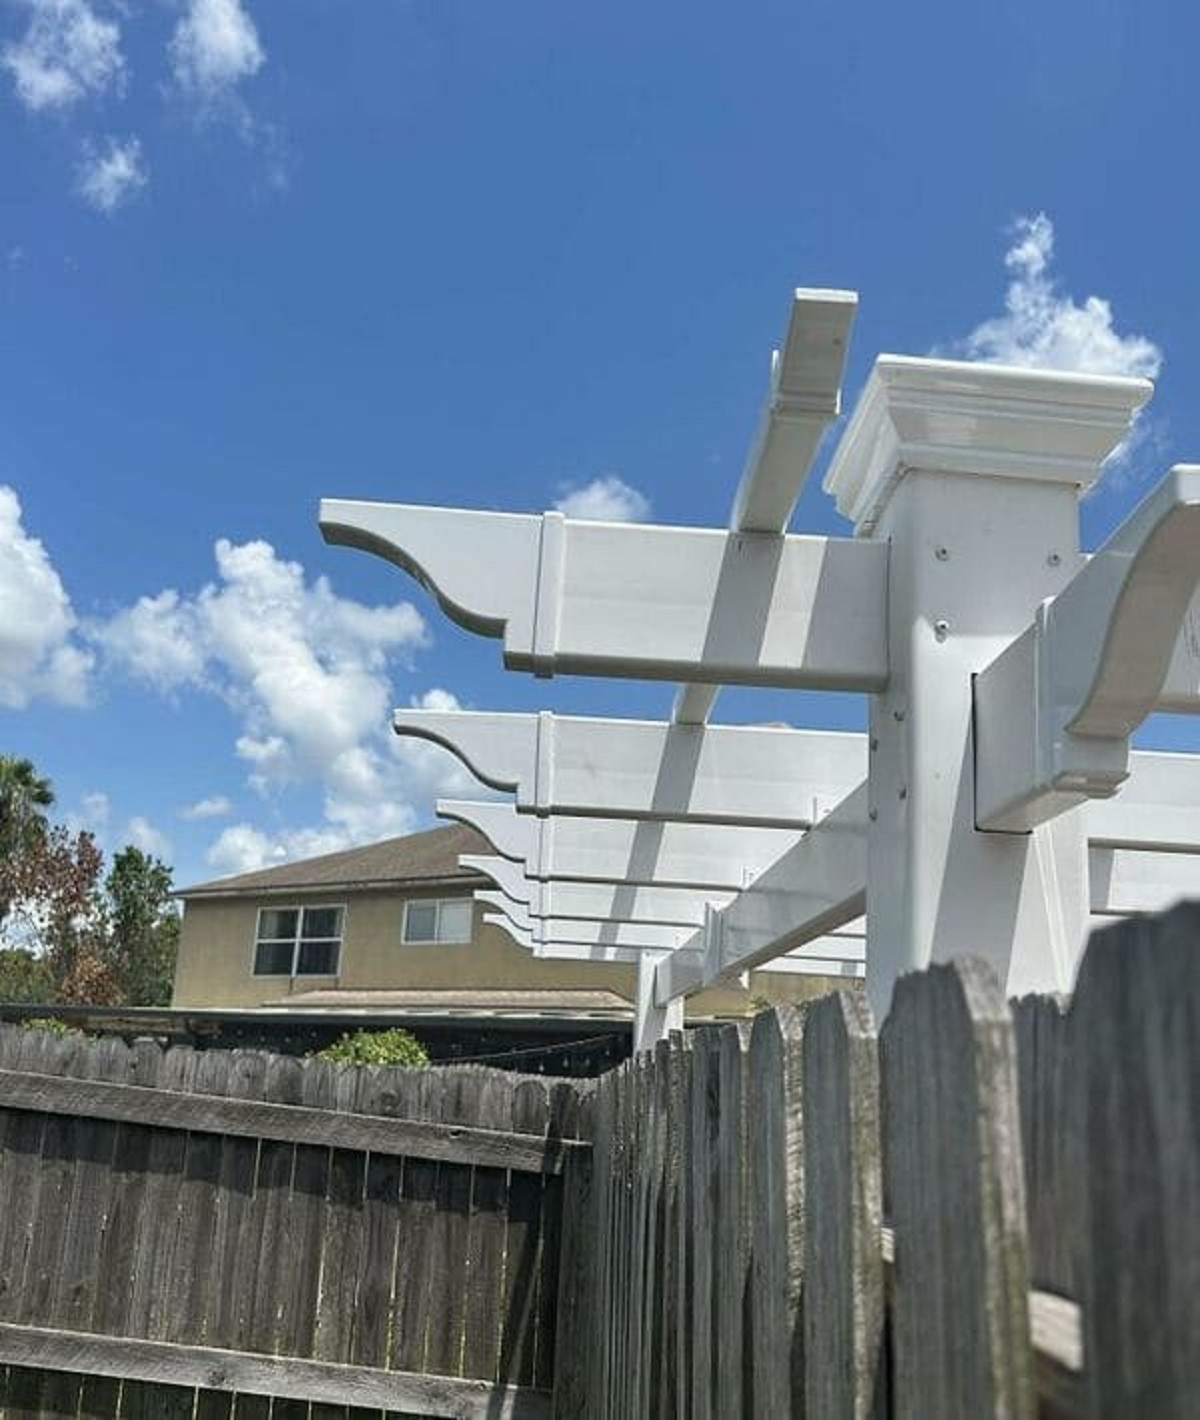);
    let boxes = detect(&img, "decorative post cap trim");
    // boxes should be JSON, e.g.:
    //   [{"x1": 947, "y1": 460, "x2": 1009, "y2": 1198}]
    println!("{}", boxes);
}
[{"x1": 823, "y1": 356, "x2": 1153, "y2": 534}]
